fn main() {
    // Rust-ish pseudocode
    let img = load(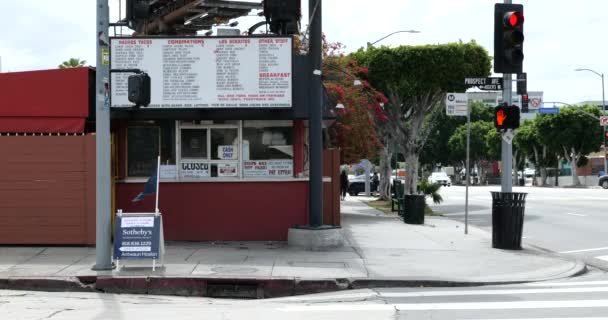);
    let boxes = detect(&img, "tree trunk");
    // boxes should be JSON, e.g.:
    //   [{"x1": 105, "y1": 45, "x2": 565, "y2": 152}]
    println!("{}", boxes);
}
[
  {"x1": 563, "y1": 147, "x2": 581, "y2": 186},
  {"x1": 404, "y1": 152, "x2": 420, "y2": 194},
  {"x1": 378, "y1": 145, "x2": 392, "y2": 201},
  {"x1": 540, "y1": 167, "x2": 548, "y2": 186}
]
